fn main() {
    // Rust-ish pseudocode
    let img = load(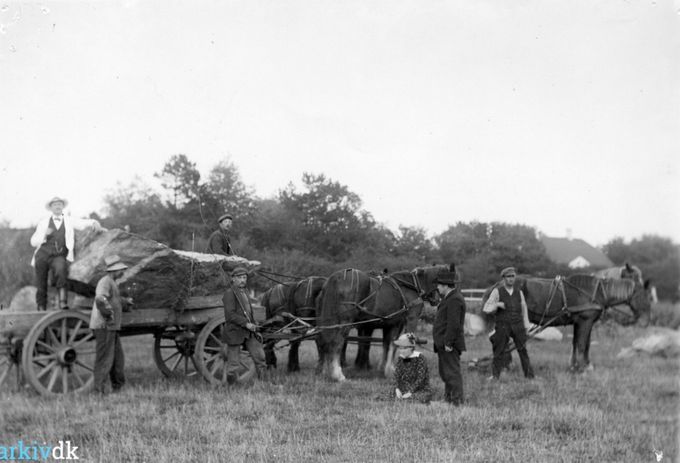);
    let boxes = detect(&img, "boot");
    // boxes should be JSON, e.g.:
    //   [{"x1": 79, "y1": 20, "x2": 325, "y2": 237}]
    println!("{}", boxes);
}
[{"x1": 58, "y1": 288, "x2": 69, "y2": 310}]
